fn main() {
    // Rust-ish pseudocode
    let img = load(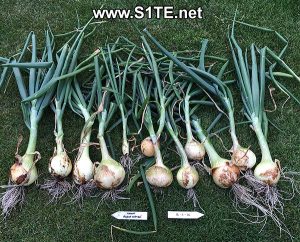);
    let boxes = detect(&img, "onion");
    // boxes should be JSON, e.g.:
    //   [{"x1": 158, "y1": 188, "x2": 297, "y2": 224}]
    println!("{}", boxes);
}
[
  {"x1": 49, "y1": 151, "x2": 72, "y2": 179},
  {"x1": 10, "y1": 154, "x2": 38, "y2": 186},
  {"x1": 146, "y1": 163, "x2": 173, "y2": 187},
  {"x1": 93, "y1": 129, "x2": 126, "y2": 189},
  {"x1": 211, "y1": 160, "x2": 240, "y2": 188},
  {"x1": 94, "y1": 158, "x2": 125, "y2": 189},
  {"x1": 254, "y1": 159, "x2": 280, "y2": 185},
  {"x1": 72, "y1": 104, "x2": 98, "y2": 185},
  {"x1": 231, "y1": 146, "x2": 256, "y2": 170},
  {"x1": 227, "y1": 108, "x2": 256, "y2": 171},
  {"x1": 73, "y1": 152, "x2": 94, "y2": 185},
  {"x1": 251, "y1": 117, "x2": 281, "y2": 185},
  {"x1": 181, "y1": 91, "x2": 206, "y2": 161},
  {"x1": 176, "y1": 165, "x2": 199, "y2": 189},
  {"x1": 141, "y1": 137, "x2": 156, "y2": 157},
  {"x1": 41, "y1": 144, "x2": 73, "y2": 200},
  {"x1": 145, "y1": 140, "x2": 173, "y2": 187},
  {"x1": 184, "y1": 140, "x2": 205, "y2": 161}
]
